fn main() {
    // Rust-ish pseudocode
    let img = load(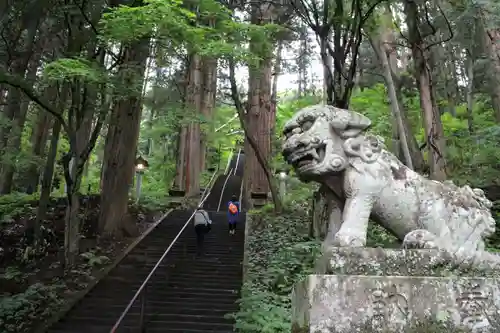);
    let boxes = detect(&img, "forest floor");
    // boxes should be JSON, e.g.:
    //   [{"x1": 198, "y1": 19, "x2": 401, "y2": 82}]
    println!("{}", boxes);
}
[{"x1": 0, "y1": 195, "x2": 166, "y2": 333}]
